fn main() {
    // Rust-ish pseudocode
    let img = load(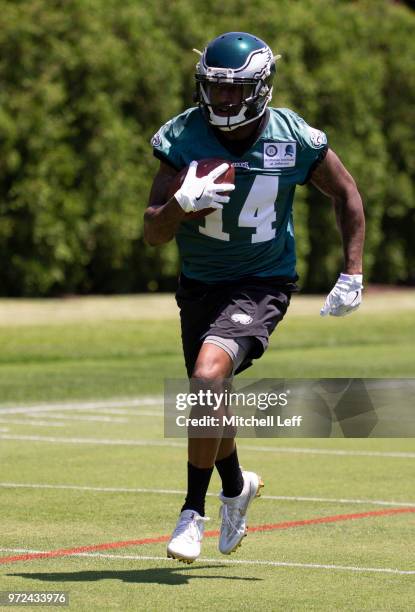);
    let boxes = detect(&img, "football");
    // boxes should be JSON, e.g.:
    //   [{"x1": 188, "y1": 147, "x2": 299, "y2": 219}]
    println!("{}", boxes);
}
[{"x1": 168, "y1": 158, "x2": 235, "y2": 220}]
